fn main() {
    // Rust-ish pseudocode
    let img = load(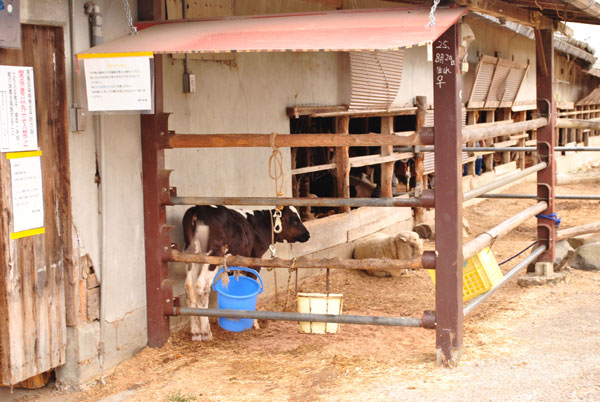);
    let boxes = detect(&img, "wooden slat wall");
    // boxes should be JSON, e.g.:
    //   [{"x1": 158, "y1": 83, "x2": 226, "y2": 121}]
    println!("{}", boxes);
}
[
  {"x1": 349, "y1": 50, "x2": 405, "y2": 111},
  {"x1": 468, "y1": 55, "x2": 528, "y2": 110},
  {"x1": 0, "y1": 24, "x2": 71, "y2": 386},
  {"x1": 484, "y1": 60, "x2": 511, "y2": 109},
  {"x1": 467, "y1": 55, "x2": 497, "y2": 109}
]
